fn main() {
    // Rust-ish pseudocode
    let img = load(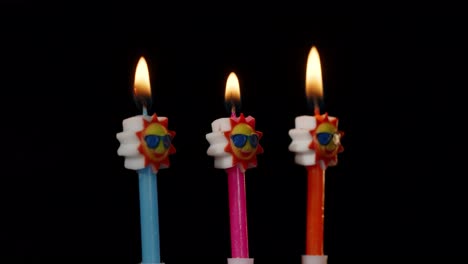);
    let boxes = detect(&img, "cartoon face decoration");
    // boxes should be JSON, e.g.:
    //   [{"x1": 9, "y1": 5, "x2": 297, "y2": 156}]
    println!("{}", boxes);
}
[
  {"x1": 223, "y1": 113, "x2": 263, "y2": 171},
  {"x1": 136, "y1": 114, "x2": 176, "y2": 172},
  {"x1": 142, "y1": 123, "x2": 172, "y2": 162},
  {"x1": 315, "y1": 122, "x2": 341, "y2": 159},
  {"x1": 230, "y1": 123, "x2": 260, "y2": 161},
  {"x1": 304, "y1": 113, "x2": 344, "y2": 168}
]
